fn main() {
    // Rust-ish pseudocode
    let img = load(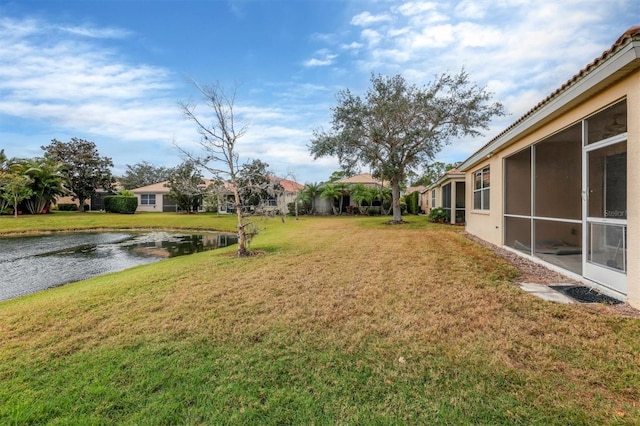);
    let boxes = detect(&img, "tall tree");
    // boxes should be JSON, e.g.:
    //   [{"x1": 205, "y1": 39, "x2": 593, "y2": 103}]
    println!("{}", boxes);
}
[
  {"x1": 310, "y1": 71, "x2": 504, "y2": 223},
  {"x1": 42, "y1": 138, "x2": 114, "y2": 210},
  {"x1": 166, "y1": 160, "x2": 205, "y2": 213},
  {"x1": 178, "y1": 82, "x2": 252, "y2": 256},
  {"x1": 119, "y1": 161, "x2": 175, "y2": 190},
  {"x1": 412, "y1": 161, "x2": 462, "y2": 187}
]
